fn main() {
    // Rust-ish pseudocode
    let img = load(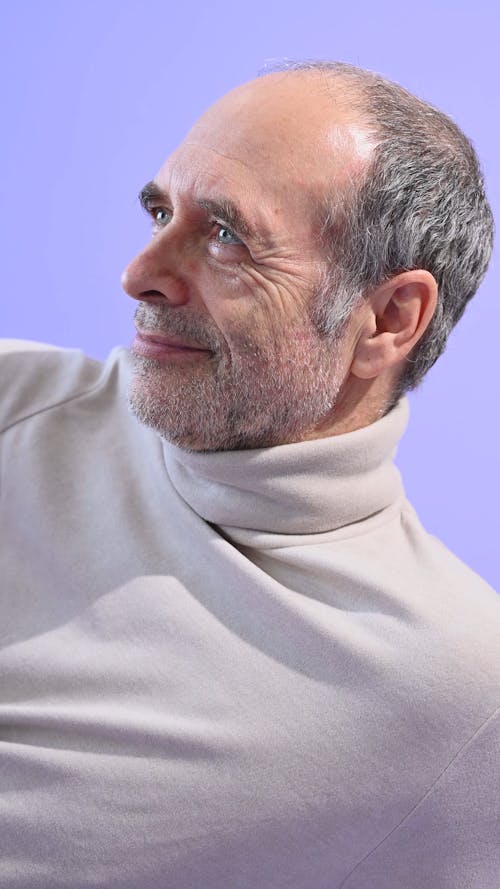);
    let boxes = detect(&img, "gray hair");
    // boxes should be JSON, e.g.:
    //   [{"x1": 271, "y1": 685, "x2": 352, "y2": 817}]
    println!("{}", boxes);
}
[{"x1": 261, "y1": 61, "x2": 495, "y2": 399}]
